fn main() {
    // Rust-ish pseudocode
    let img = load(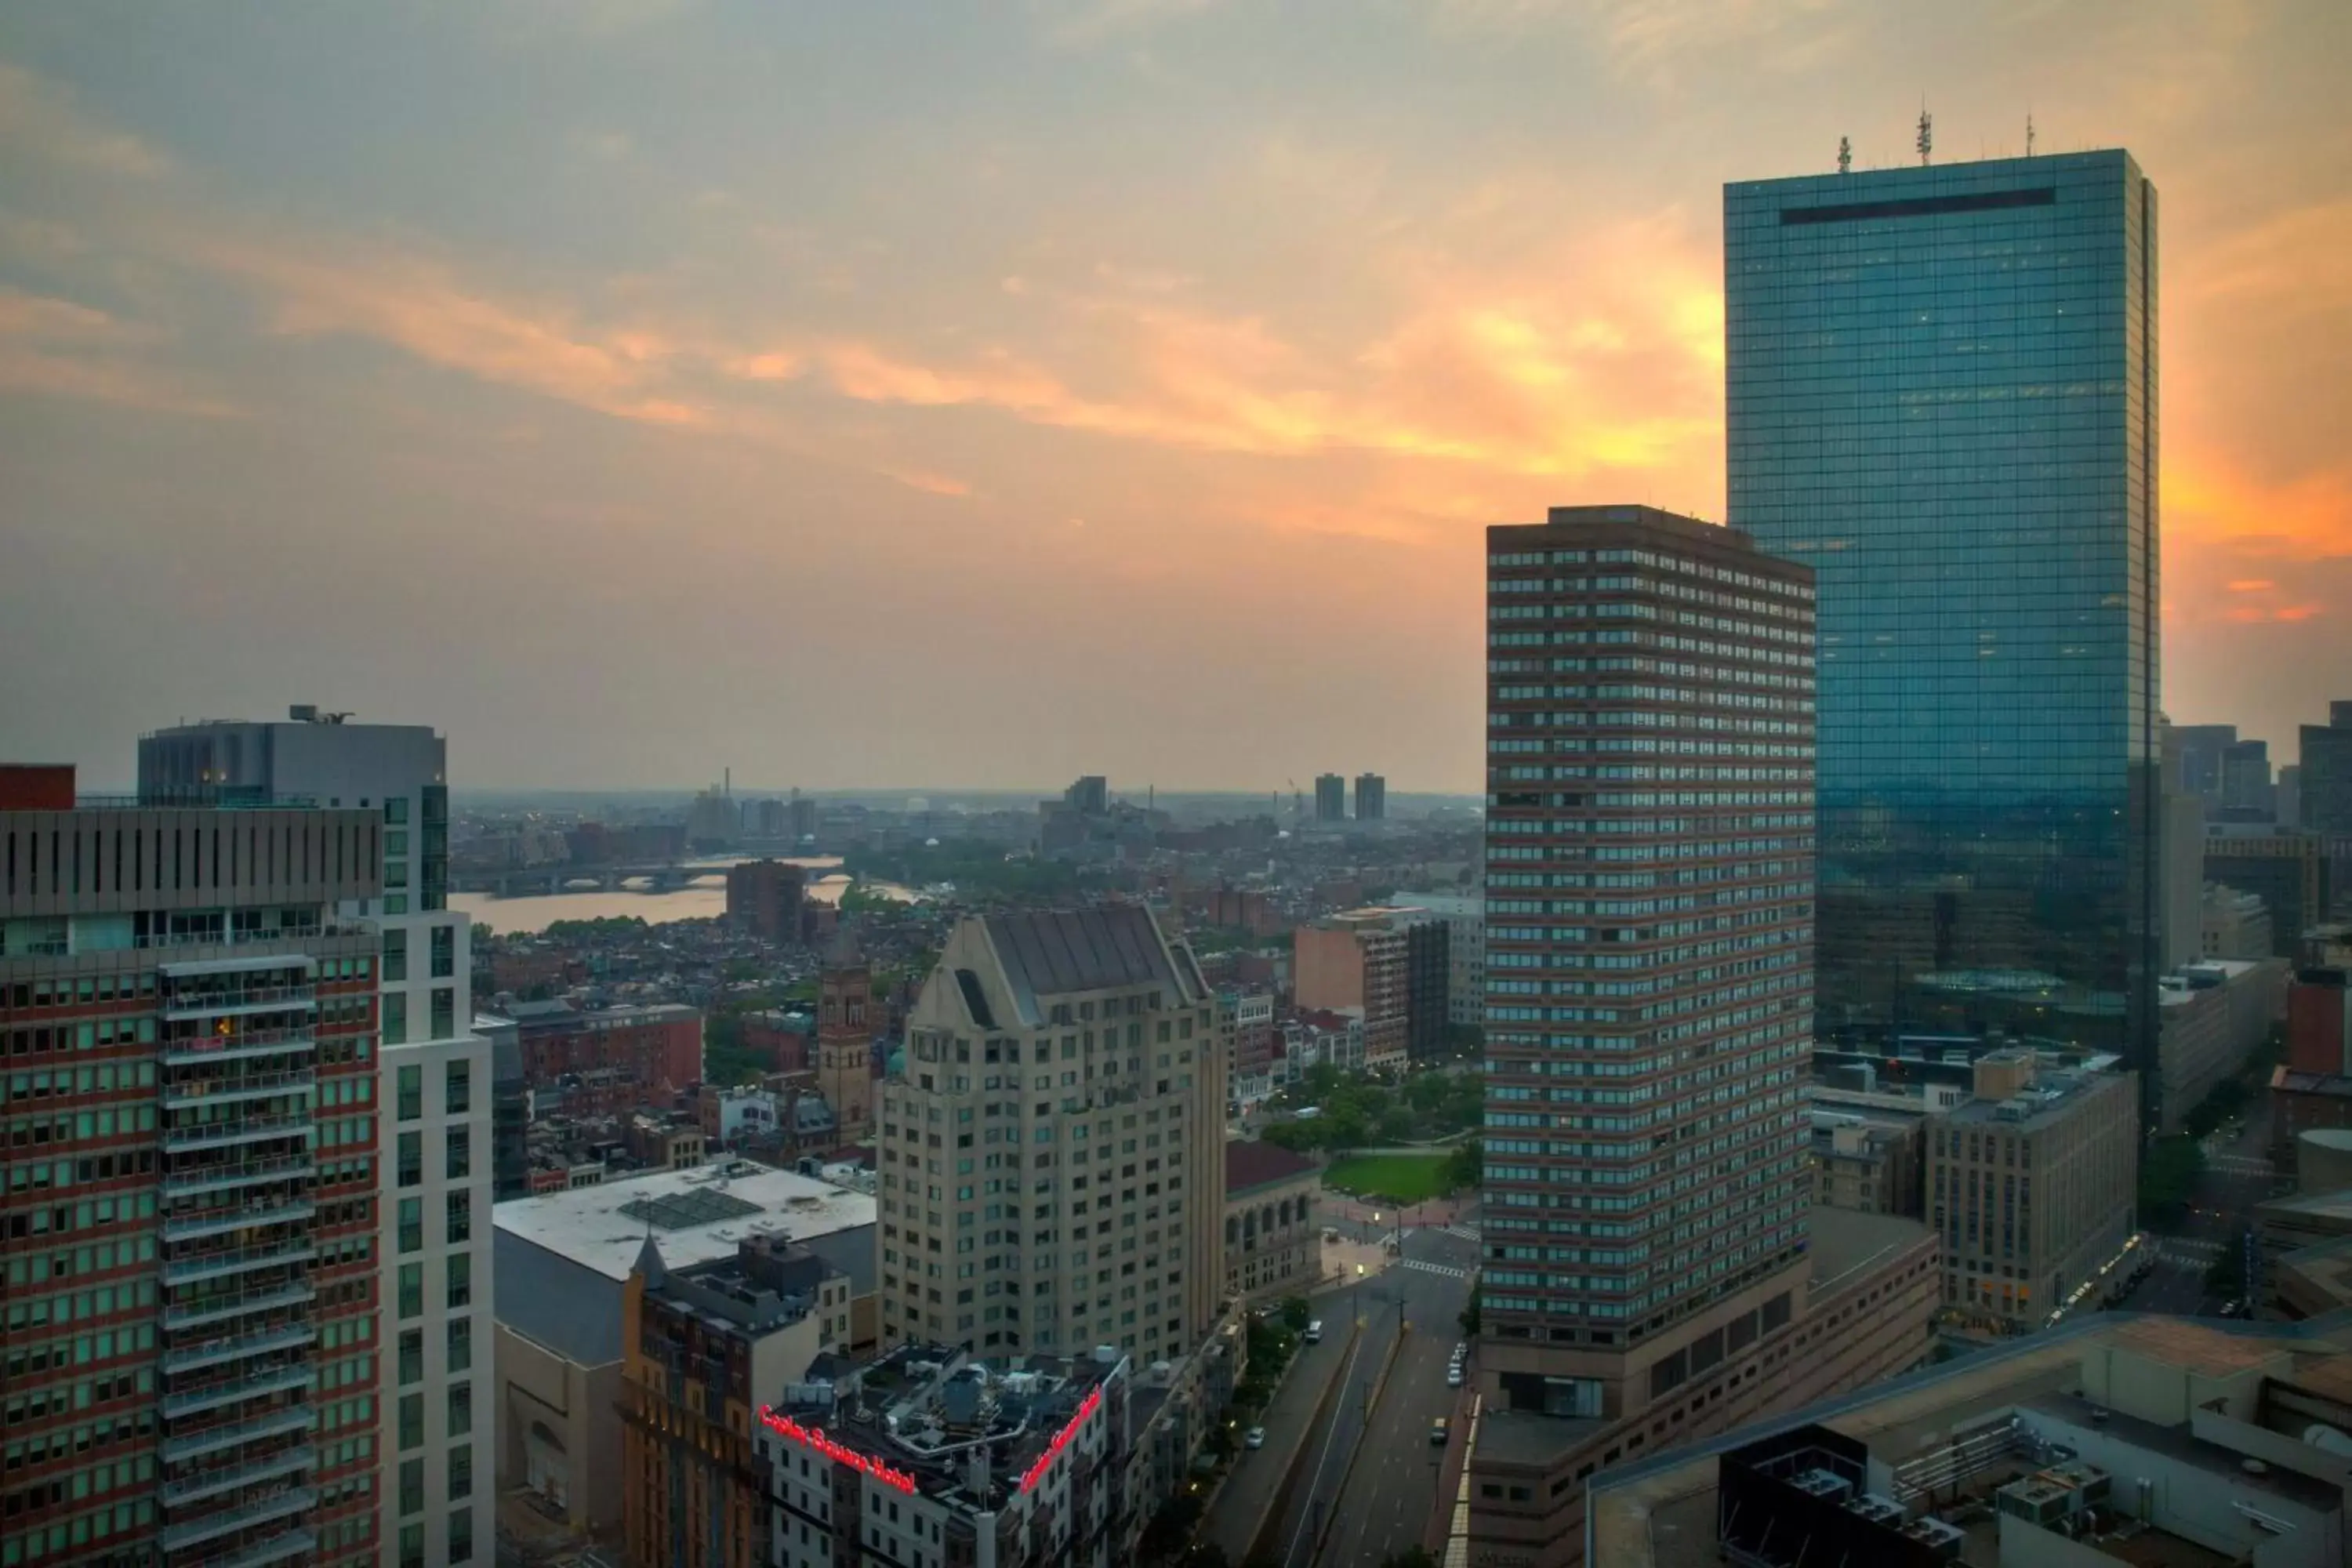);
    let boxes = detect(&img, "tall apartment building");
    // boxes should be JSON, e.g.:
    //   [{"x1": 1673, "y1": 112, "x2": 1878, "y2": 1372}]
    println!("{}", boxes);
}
[
  {"x1": 1726, "y1": 151, "x2": 2162, "y2": 1117},
  {"x1": 1312, "y1": 774, "x2": 1345, "y2": 823},
  {"x1": 141, "y1": 712, "x2": 495, "y2": 1567},
  {"x1": 2302, "y1": 702, "x2": 2352, "y2": 837},
  {"x1": 875, "y1": 906, "x2": 1222, "y2": 1367},
  {"x1": 1214, "y1": 986, "x2": 1276, "y2": 1111},
  {"x1": 1926, "y1": 1052, "x2": 2139, "y2": 1334},
  {"x1": 1480, "y1": 504, "x2": 1816, "y2": 1363},
  {"x1": 0, "y1": 767, "x2": 387, "y2": 1568},
  {"x1": 1352, "y1": 772, "x2": 1385, "y2": 822}
]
